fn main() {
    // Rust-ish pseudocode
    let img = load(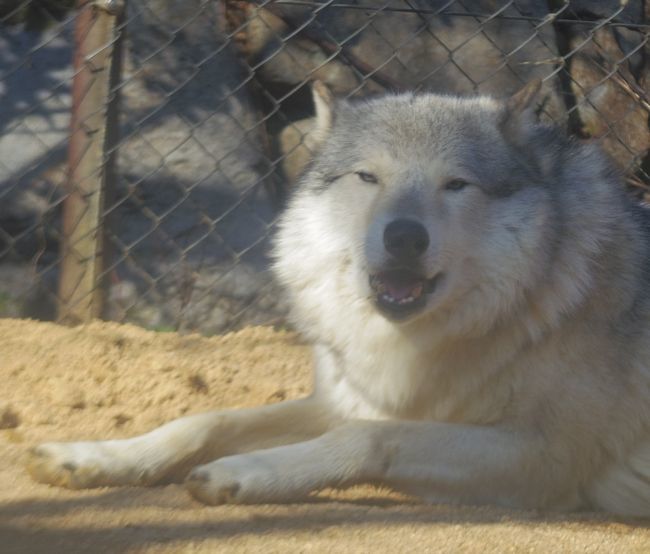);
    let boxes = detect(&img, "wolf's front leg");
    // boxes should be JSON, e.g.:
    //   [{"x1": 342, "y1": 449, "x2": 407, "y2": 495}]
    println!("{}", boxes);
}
[
  {"x1": 186, "y1": 420, "x2": 562, "y2": 509},
  {"x1": 28, "y1": 397, "x2": 335, "y2": 489}
]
